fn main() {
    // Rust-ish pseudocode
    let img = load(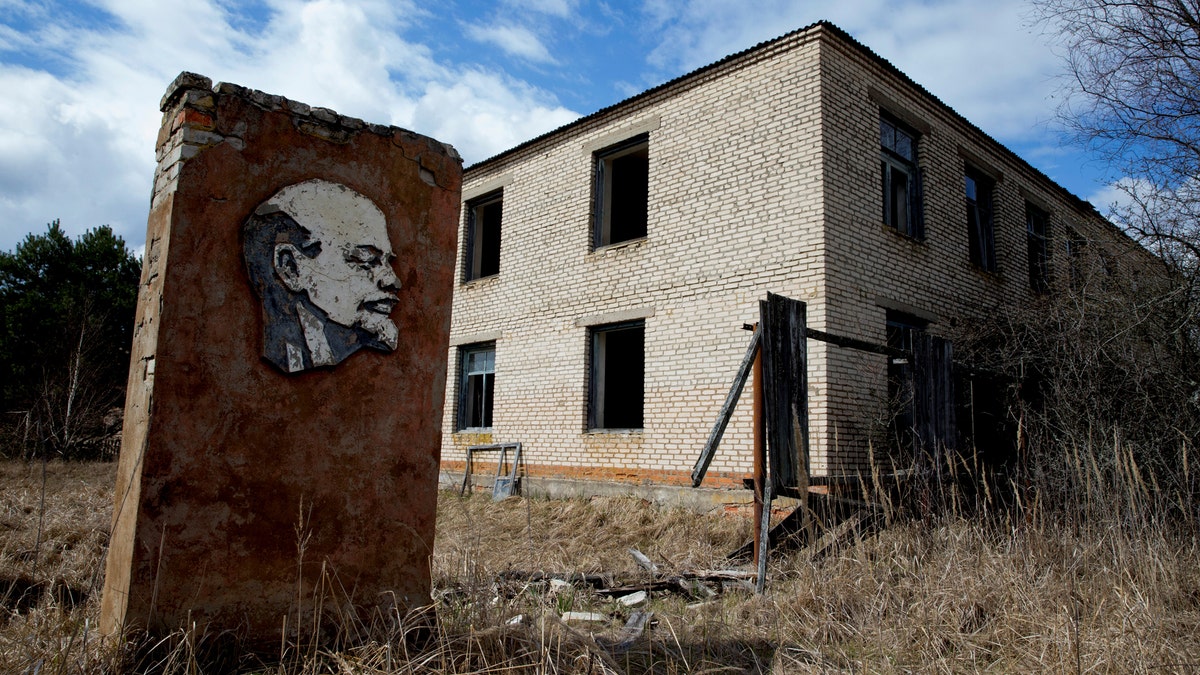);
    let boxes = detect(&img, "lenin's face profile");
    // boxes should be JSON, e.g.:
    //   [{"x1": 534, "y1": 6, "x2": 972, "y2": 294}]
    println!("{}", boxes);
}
[{"x1": 244, "y1": 179, "x2": 403, "y2": 373}]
